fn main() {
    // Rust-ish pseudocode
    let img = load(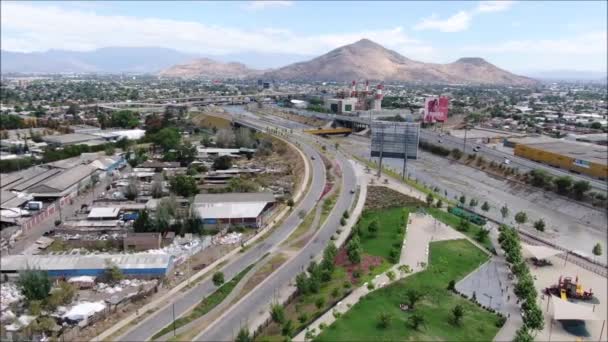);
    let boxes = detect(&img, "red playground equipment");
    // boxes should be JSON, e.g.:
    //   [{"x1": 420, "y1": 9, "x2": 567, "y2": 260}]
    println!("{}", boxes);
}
[{"x1": 544, "y1": 275, "x2": 594, "y2": 301}]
